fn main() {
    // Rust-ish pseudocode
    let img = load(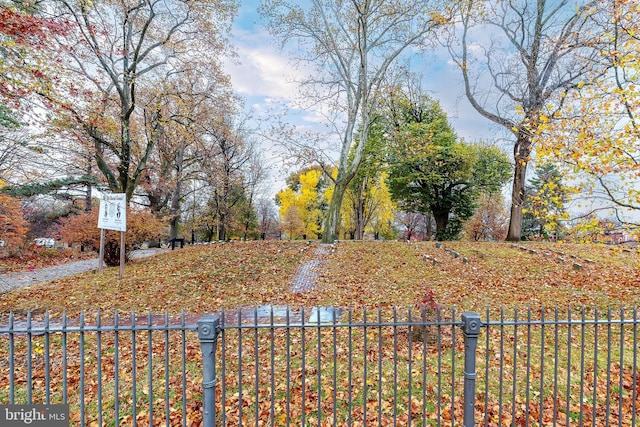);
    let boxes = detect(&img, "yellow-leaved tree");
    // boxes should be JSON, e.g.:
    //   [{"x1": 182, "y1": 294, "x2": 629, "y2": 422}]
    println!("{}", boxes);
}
[
  {"x1": 326, "y1": 171, "x2": 396, "y2": 240},
  {"x1": 538, "y1": 0, "x2": 640, "y2": 226},
  {"x1": 277, "y1": 168, "x2": 324, "y2": 240}
]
